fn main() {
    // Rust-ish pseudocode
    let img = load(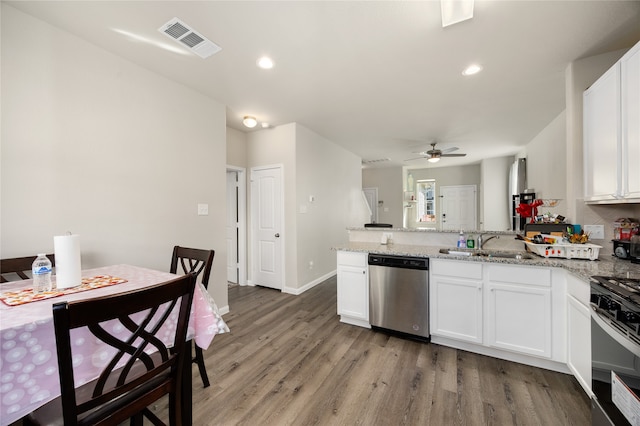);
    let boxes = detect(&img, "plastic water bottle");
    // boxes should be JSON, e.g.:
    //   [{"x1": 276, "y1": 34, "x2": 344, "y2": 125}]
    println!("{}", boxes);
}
[
  {"x1": 457, "y1": 231, "x2": 466, "y2": 248},
  {"x1": 32, "y1": 254, "x2": 52, "y2": 293}
]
